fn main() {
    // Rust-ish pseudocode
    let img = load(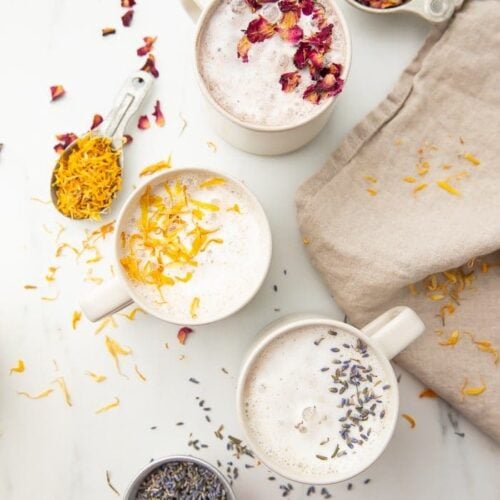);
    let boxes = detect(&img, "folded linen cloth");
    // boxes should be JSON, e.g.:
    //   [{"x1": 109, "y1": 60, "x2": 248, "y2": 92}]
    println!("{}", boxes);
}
[{"x1": 296, "y1": 0, "x2": 500, "y2": 443}]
